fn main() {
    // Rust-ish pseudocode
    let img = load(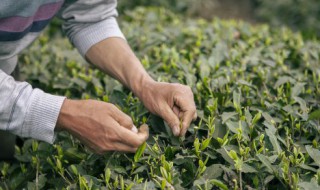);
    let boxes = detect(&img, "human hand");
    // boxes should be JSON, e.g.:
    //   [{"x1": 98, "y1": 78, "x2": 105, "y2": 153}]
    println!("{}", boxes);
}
[
  {"x1": 56, "y1": 99, "x2": 149, "y2": 154},
  {"x1": 137, "y1": 81, "x2": 197, "y2": 137}
]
